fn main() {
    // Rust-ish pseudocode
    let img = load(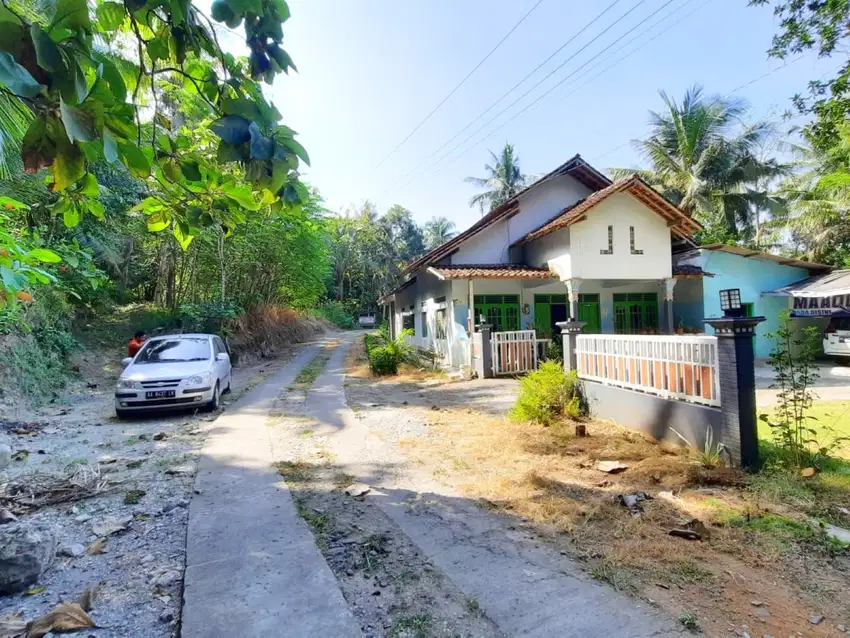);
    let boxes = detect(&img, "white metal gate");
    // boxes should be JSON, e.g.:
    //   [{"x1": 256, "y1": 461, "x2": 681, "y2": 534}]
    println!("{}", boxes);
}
[{"x1": 491, "y1": 330, "x2": 538, "y2": 375}]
